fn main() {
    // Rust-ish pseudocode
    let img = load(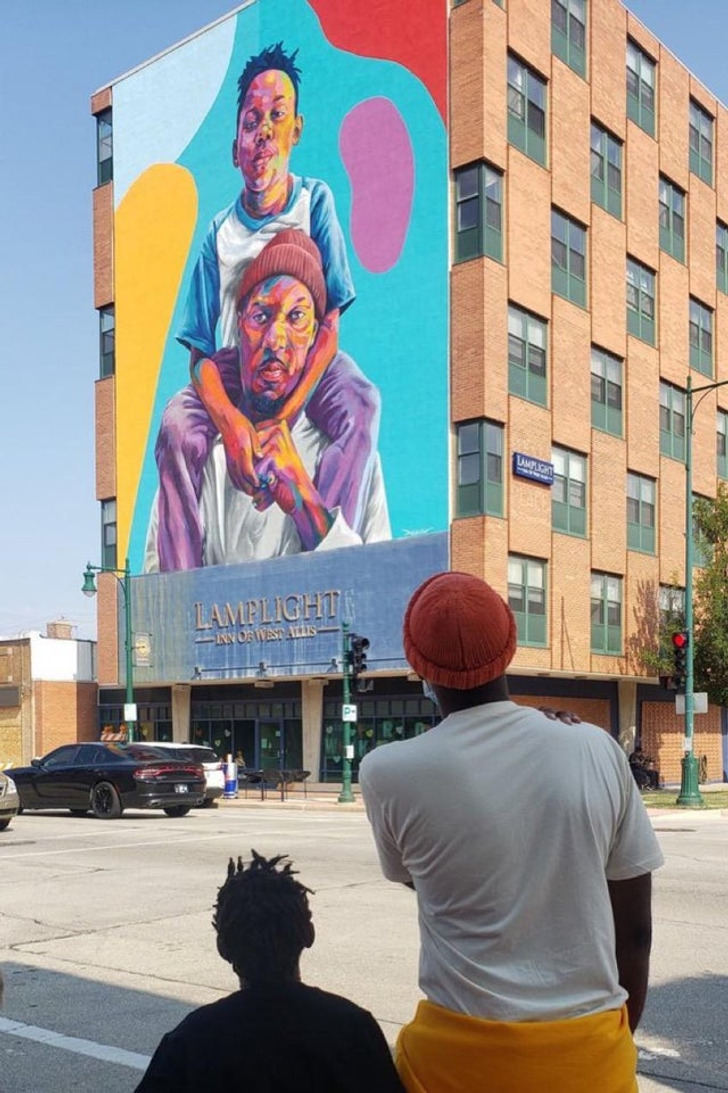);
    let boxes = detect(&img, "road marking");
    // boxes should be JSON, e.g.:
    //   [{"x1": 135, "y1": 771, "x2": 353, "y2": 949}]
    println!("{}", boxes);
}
[
  {"x1": 0, "y1": 1016, "x2": 150, "y2": 1071},
  {"x1": 0, "y1": 828, "x2": 327, "y2": 860}
]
